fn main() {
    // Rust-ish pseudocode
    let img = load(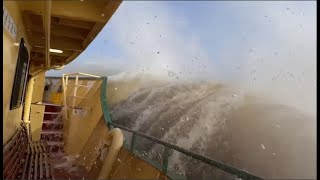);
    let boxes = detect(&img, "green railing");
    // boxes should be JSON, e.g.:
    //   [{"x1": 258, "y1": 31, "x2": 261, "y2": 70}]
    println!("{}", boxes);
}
[{"x1": 100, "y1": 76, "x2": 263, "y2": 180}]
